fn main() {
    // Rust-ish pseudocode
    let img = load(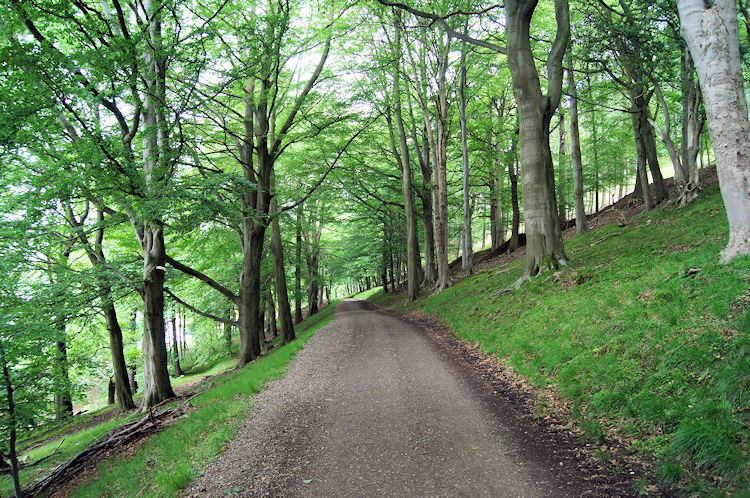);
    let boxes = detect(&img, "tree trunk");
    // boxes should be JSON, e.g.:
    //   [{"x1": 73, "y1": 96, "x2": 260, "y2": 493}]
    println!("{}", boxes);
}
[
  {"x1": 307, "y1": 254, "x2": 319, "y2": 316},
  {"x1": 139, "y1": 0, "x2": 175, "y2": 410},
  {"x1": 417, "y1": 128, "x2": 437, "y2": 285},
  {"x1": 224, "y1": 310, "x2": 233, "y2": 355},
  {"x1": 382, "y1": 227, "x2": 390, "y2": 294},
  {"x1": 140, "y1": 227, "x2": 176, "y2": 409},
  {"x1": 507, "y1": 0, "x2": 569, "y2": 279},
  {"x1": 432, "y1": 36, "x2": 453, "y2": 291},
  {"x1": 508, "y1": 155, "x2": 521, "y2": 253},
  {"x1": 459, "y1": 37, "x2": 474, "y2": 275},
  {"x1": 680, "y1": 47, "x2": 703, "y2": 187},
  {"x1": 678, "y1": 0, "x2": 750, "y2": 262},
  {"x1": 567, "y1": 60, "x2": 587, "y2": 234},
  {"x1": 557, "y1": 111, "x2": 567, "y2": 225},
  {"x1": 238, "y1": 226, "x2": 264, "y2": 366},
  {"x1": 129, "y1": 365, "x2": 138, "y2": 393},
  {"x1": 294, "y1": 206, "x2": 304, "y2": 324},
  {"x1": 392, "y1": 12, "x2": 421, "y2": 301},
  {"x1": 1, "y1": 341, "x2": 22, "y2": 498},
  {"x1": 643, "y1": 117, "x2": 668, "y2": 204},
  {"x1": 270, "y1": 177, "x2": 295, "y2": 343},
  {"x1": 267, "y1": 289, "x2": 277, "y2": 338},
  {"x1": 631, "y1": 91, "x2": 654, "y2": 211},
  {"x1": 54, "y1": 338, "x2": 73, "y2": 420},
  {"x1": 171, "y1": 314, "x2": 183, "y2": 376},
  {"x1": 108, "y1": 377, "x2": 116, "y2": 405}
]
